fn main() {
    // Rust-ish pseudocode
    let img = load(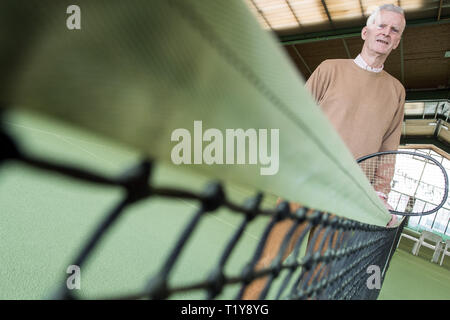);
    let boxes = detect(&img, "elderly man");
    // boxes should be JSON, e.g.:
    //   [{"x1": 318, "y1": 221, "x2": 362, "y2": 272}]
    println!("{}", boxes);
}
[
  {"x1": 242, "y1": 4, "x2": 406, "y2": 299},
  {"x1": 306, "y1": 3, "x2": 406, "y2": 221},
  {"x1": 306, "y1": 4, "x2": 405, "y2": 161}
]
